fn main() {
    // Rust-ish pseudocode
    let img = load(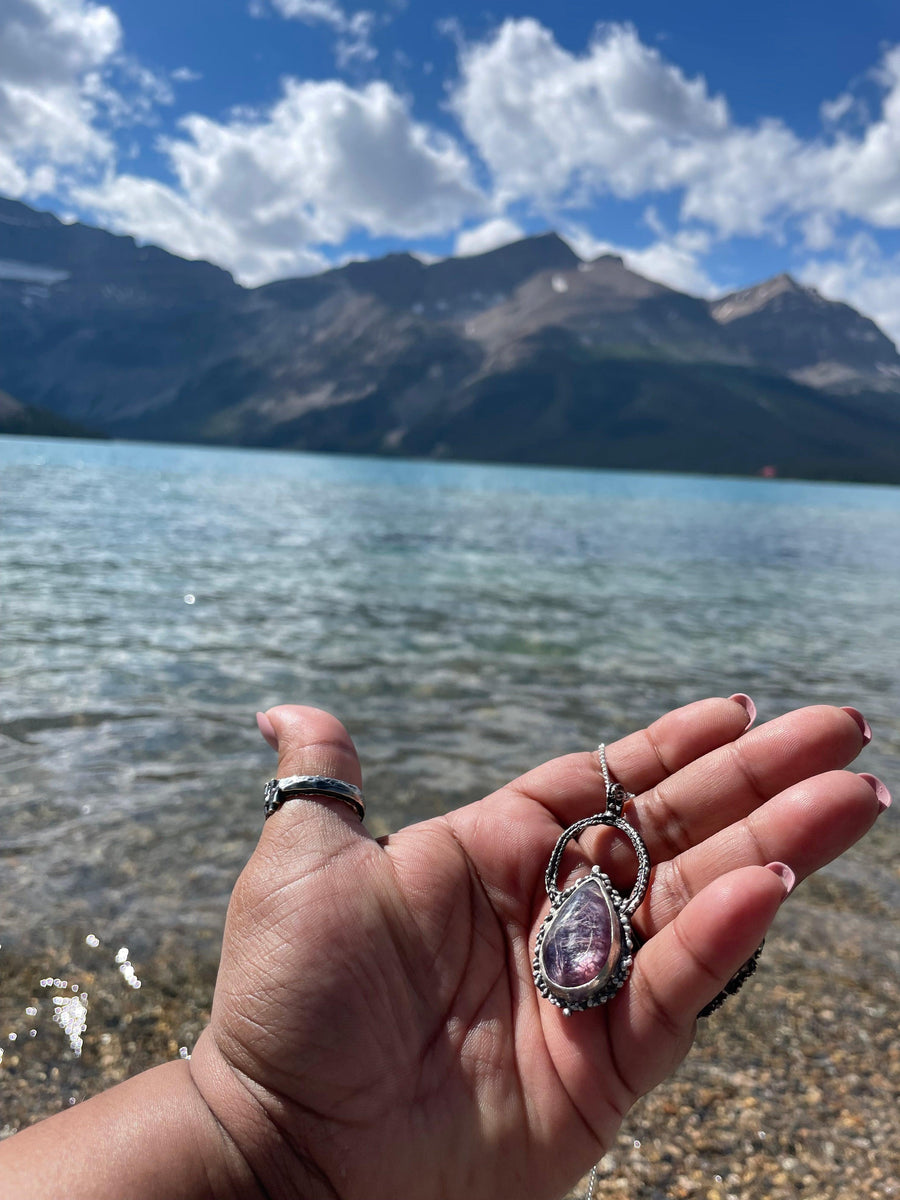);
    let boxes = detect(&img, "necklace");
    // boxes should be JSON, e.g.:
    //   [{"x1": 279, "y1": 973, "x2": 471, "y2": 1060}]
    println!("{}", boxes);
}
[
  {"x1": 533, "y1": 744, "x2": 650, "y2": 1015},
  {"x1": 532, "y1": 745, "x2": 649, "y2": 1200}
]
